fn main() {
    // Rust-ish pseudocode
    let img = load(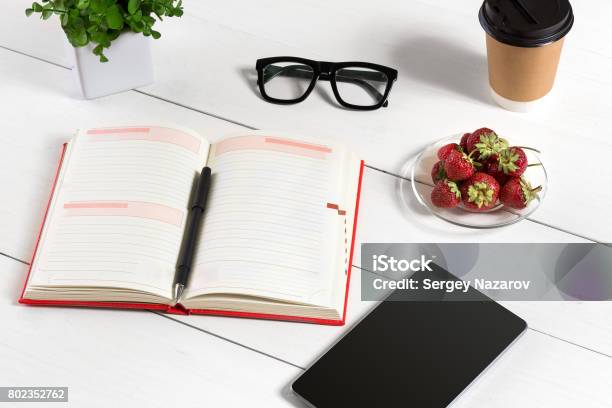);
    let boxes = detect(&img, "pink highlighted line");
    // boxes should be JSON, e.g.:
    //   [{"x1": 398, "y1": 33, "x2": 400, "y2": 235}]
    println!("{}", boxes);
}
[
  {"x1": 64, "y1": 202, "x2": 128, "y2": 209},
  {"x1": 214, "y1": 135, "x2": 332, "y2": 160},
  {"x1": 87, "y1": 128, "x2": 150, "y2": 135},
  {"x1": 86, "y1": 126, "x2": 201, "y2": 154},
  {"x1": 63, "y1": 201, "x2": 184, "y2": 227},
  {"x1": 265, "y1": 137, "x2": 333, "y2": 153}
]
